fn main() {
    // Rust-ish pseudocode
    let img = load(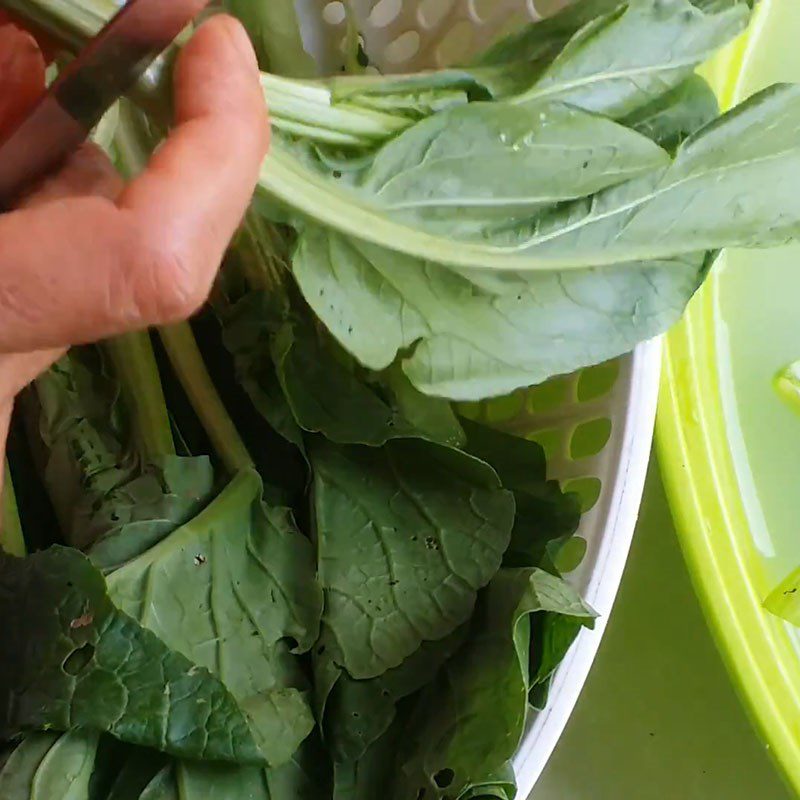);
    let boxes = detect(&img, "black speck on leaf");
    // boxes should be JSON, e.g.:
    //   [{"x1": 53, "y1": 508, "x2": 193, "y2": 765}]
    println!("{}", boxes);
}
[
  {"x1": 193, "y1": 554, "x2": 207, "y2": 566},
  {"x1": 785, "y1": 588, "x2": 797, "y2": 595},
  {"x1": 333, "y1": 170, "x2": 343, "y2": 179}
]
